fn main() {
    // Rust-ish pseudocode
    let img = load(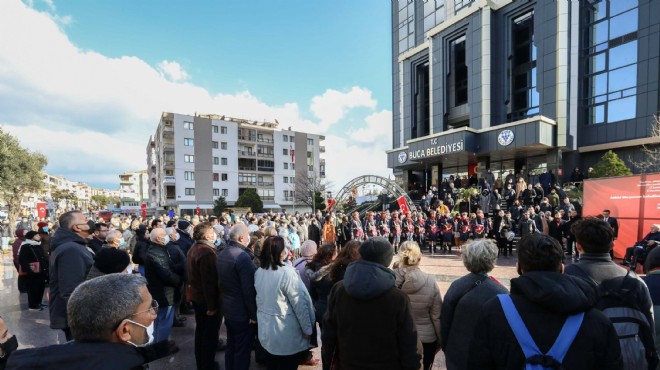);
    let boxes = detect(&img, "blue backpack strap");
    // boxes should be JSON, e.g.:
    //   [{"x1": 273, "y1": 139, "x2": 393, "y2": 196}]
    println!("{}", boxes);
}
[
  {"x1": 546, "y1": 312, "x2": 584, "y2": 363},
  {"x1": 498, "y1": 295, "x2": 541, "y2": 360}
]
